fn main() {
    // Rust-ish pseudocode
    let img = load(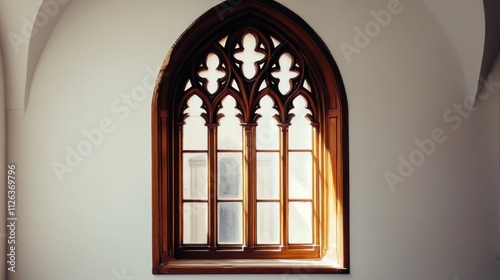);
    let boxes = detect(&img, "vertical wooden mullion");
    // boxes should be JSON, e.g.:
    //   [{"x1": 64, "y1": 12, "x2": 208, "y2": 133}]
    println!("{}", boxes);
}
[
  {"x1": 328, "y1": 116, "x2": 341, "y2": 264},
  {"x1": 280, "y1": 124, "x2": 290, "y2": 248},
  {"x1": 176, "y1": 123, "x2": 183, "y2": 250},
  {"x1": 244, "y1": 124, "x2": 256, "y2": 250},
  {"x1": 162, "y1": 112, "x2": 172, "y2": 259},
  {"x1": 334, "y1": 116, "x2": 346, "y2": 267},
  {"x1": 208, "y1": 124, "x2": 218, "y2": 251},
  {"x1": 312, "y1": 123, "x2": 320, "y2": 247}
]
